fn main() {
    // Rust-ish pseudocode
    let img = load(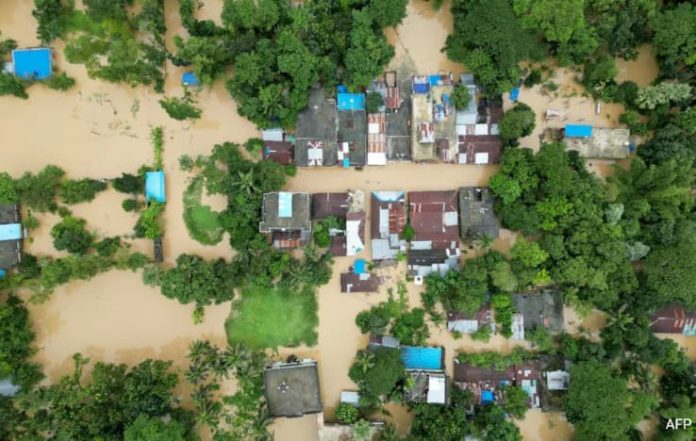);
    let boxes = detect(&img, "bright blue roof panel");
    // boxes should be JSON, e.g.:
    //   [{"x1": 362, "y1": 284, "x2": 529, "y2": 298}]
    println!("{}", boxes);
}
[
  {"x1": 182, "y1": 71, "x2": 200, "y2": 87},
  {"x1": 278, "y1": 192, "x2": 292, "y2": 218},
  {"x1": 354, "y1": 259, "x2": 367, "y2": 274},
  {"x1": 145, "y1": 171, "x2": 166, "y2": 204},
  {"x1": 565, "y1": 124, "x2": 593, "y2": 138},
  {"x1": 401, "y1": 346, "x2": 443, "y2": 370},
  {"x1": 0, "y1": 224, "x2": 22, "y2": 241},
  {"x1": 12, "y1": 48, "x2": 52, "y2": 80},
  {"x1": 481, "y1": 390, "x2": 495, "y2": 404},
  {"x1": 509, "y1": 87, "x2": 520, "y2": 102},
  {"x1": 337, "y1": 93, "x2": 365, "y2": 111}
]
